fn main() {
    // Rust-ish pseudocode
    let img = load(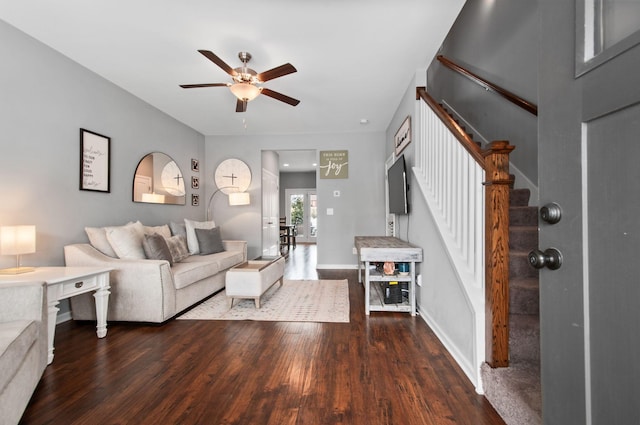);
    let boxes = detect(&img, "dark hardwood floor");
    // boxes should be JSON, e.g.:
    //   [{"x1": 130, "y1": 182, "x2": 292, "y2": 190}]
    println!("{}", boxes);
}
[{"x1": 20, "y1": 245, "x2": 504, "y2": 425}]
